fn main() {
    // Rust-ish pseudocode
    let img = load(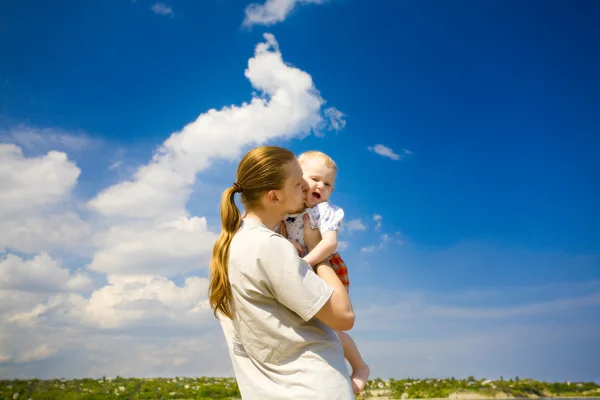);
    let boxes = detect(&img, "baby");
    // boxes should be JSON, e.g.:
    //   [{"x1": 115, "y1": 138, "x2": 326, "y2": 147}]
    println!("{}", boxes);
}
[{"x1": 279, "y1": 150, "x2": 370, "y2": 394}]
